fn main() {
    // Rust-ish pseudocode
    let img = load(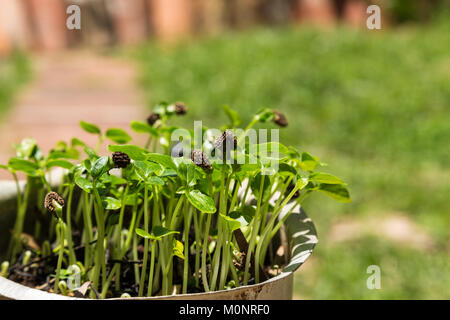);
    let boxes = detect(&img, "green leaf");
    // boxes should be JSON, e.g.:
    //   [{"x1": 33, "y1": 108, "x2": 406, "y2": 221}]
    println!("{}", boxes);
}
[
  {"x1": 91, "y1": 156, "x2": 110, "y2": 178},
  {"x1": 309, "y1": 172, "x2": 345, "y2": 185},
  {"x1": 48, "y1": 148, "x2": 79, "y2": 160},
  {"x1": 83, "y1": 146, "x2": 99, "y2": 160},
  {"x1": 130, "y1": 121, "x2": 158, "y2": 137},
  {"x1": 134, "y1": 160, "x2": 161, "y2": 179},
  {"x1": 147, "y1": 176, "x2": 165, "y2": 186},
  {"x1": 108, "y1": 145, "x2": 149, "y2": 161},
  {"x1": 106, "y1": 128, "x2": 132, "y2": 144},
  {"x1": 135, "y1": 228, "x2": 153, "y2": 239},
  {"x1": 75, "y1": 175, "x2": 92, "y2": 193},
  {"x1": 220, "y1": 214, "x2": 242, "y2": 232},
  {"x1": 222, "y1": 105, "x2": 242, "y2": 127},
  {"x1": 147, "y1": 153, "x2": 177, "y2": 171},
  {"x1": 80, "y1": 121, "x2": 101, "y2": 135},
  {"x1": 83, "y1": 159, "x2": 92, "y2": 171},
  {"x1": 287, "y1": 146, "x2": 301, "y2": 159},
  {"x1": 46, "y1": 159, "x2": 74, "y2": 170},
  {"x1": 250, "y1": 173, "x2": 271, "y2": 201},
  {"x1": 300, "y1": 152, "x2": 319, "y2": 171},
  {"x1": 136, "y1": 226, "x2": 179, "y2": 241},
  {"x1": 295, "y1": 176, "x2": 309, "y2": 191},
  {"x1": 257, "y1": 142, "x2": 290, "y2": 155},
  {"x1": 14, "y1": 138, "x2": 38, "y2": 159},
  {"x1": 254, "y1": 108, "x2": 274, "y2": 122},
  {"x1": 71, "y1": 138, "x2": 86, "y2": 148},
  {"x1": 153, "y1": 226, "x2": 179, "y2": 239},
  {"x1": 125, "y1": 194, "x2": 139, "y2": 206},
  {"x1": 101, "y1": 174, "x2": 127, "y2": 186},
  {"x1": 106, "y1": 212, "x2": 120, "y2": 229},
  {"x1": 173, "y1": 239, "x2": 185, "y2": 260},
  {"x1": 278, "y1": 163, "x2": 297, "y2": 176},
  {"x1": 242, "y1": 205, "x2": 256, "y2": 219},
  {"x1": 0, "y1": 164, "x2": 10, "y2": 172},
  {"x1": 102, "y1": 197, "x2": 122, "y2": 210},
  {"x1": 8, "y1": 158, "x2": 40, "y2": 176},
  {"x1": 229, "y1": 207, "x2": 254, "y2": 227},
  {"x1": 186, "y1": 189, "x2": 217, "y2": 213},
  {"x1": 318, "y1": 184, "x2": 351, "y2": 203}
]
